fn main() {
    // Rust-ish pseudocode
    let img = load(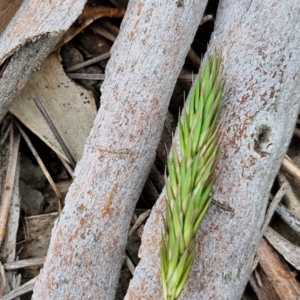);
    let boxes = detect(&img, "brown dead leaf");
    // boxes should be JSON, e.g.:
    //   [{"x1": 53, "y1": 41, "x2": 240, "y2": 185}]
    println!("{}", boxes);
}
[{"x1": 9, "y1": 52, "x2": 97, "y2": 162}]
